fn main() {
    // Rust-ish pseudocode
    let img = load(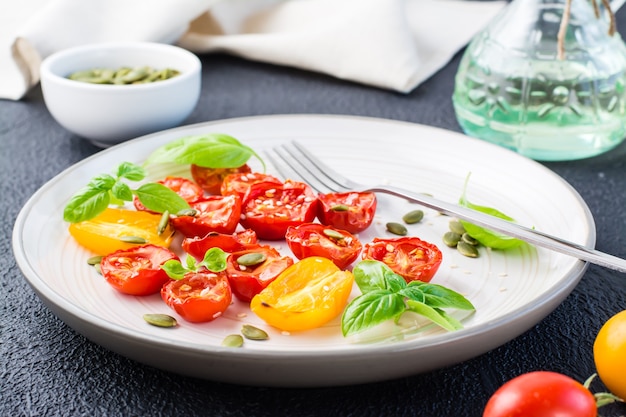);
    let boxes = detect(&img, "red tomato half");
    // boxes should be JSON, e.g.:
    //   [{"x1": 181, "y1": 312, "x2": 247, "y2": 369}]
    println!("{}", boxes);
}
[
  {"x1": 170, "y1": 195, "x2": 242, "y2": 238},
  {"x1": 317, "y1": 191, "x2": 377, "y2": 234},
  {"x1": 220, "y1": 172, "x2": 282, "y2": 200},
  {"x1": 133, "y1": 176, "x2": 204, "y2": 212},
  {"x1": 161, "y1": 271, "x2": 232, "y2": 323},
  {"x1": 191, "y1": 164, "x2": 252, "y2": 195},
  {"x1": 363, "y1": 237, "x2": 442, "y2": 283},
  {"x1": 285, "y1": 223, "x2": 362, "y2": 269},
  {"x1": 100, "y1": 244, "x2": 179, "y2": 296},
  {"x1": 182, "y1": 229, "x2": 259, "y2": 261},
  {"x1": 240, "y1": 180, "x2": 318, "y2": 240},
  {"x1": 483, "y1": 371, "x2": 597, "y2": 417},
  {"x1": 226, "y1": 246, "x2": 294, "y2": 302}
]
